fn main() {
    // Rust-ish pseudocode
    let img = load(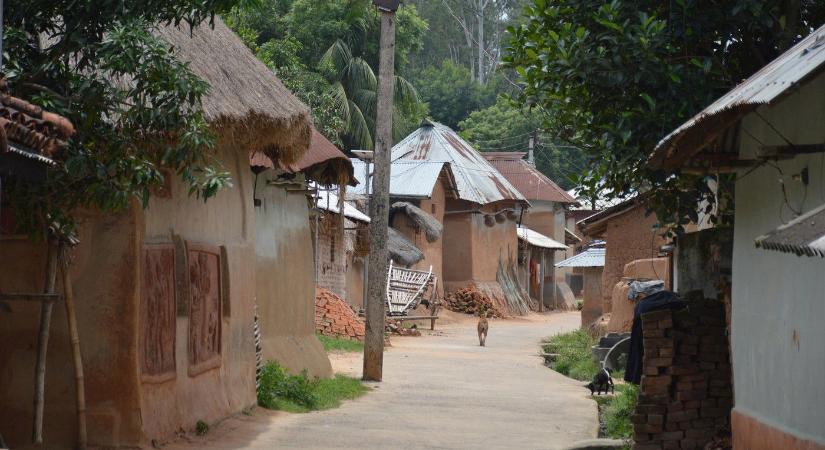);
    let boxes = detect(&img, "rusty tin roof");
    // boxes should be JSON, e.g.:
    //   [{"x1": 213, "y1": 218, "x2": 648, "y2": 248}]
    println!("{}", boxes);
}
[
  {"x1": 392, "y1": 120, "x2": 526, "y2": 205},
  {"x1": 483, "y1": 152, "x2": 577, "y2": 203},
  {"x1": 250, "y1": 127, "x2": 355, "y2": 186},
  {"x1": 650, "y1": 24, "x2": 825, "y2": 170}
]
